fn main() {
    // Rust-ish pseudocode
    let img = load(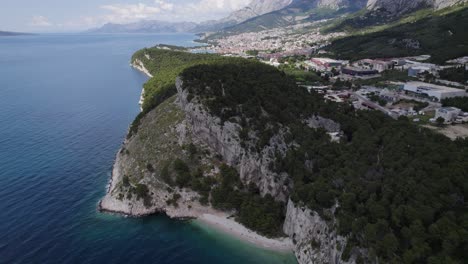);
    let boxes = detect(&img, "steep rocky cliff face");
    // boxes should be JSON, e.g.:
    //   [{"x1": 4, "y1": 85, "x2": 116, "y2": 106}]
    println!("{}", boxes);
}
[
  {"x1": 317, "y1": 0, "x2": 367, "y2": 9},
  {"x1": 176, "y1": 76, "x2": 356, "y2": 263},
  {"x1": 284, "y1": 200, "x2": 355, "y2": 264},
  {"x1": 100, "y1": 96, "x2": 214, "y2": 218},
  {"x1": 222, "y1": 0, "x2": 293, "y2": 24},
  {"x1": 176, "y1": 77, "x2": 292, "y2": 202},
  {"x1": 366, "y1": 0, "x2": 468, "y2": 15},
  {"x1": 434, "y1": 0, "x2": 468, "y2": 9},
  {"x1": 101, "y1": 69, "x2": 352, "y2": 263}
]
